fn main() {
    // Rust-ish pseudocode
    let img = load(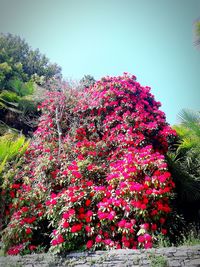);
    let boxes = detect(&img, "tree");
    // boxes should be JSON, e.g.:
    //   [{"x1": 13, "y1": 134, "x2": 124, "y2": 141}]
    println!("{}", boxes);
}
[
  {"x1": 0, "y1": 33, "x2": 62, "y2": 85},
  {"x1": 0, "y1": 33, "x2": 62, "y2": 135},
  {"x1": 0, "y1": 133, "x2": 29, "y2": 232},
  {"x1": 1, "y1": 73, "x2": 176, "y2": 255},
  {"x1": 80, "y1": 75, "x2": 96, "y2": 88},
  {"x1": 194, "y1": 19, "x2": 200, "y2": 48},
  {"x1": 167, "y1": 109, "x2": 200, "y2": 222}
]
